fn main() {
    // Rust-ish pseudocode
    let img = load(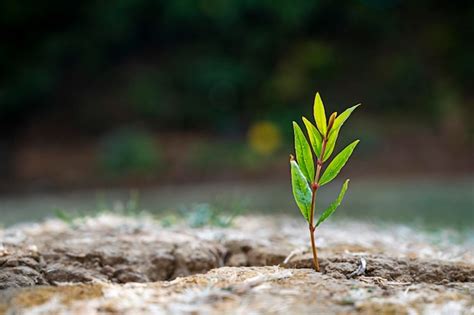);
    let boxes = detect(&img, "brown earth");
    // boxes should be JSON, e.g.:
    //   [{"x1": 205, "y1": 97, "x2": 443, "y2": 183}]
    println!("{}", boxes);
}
[{"x1": 0, "y1": 215, "x2": 473, "y2": 314}]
